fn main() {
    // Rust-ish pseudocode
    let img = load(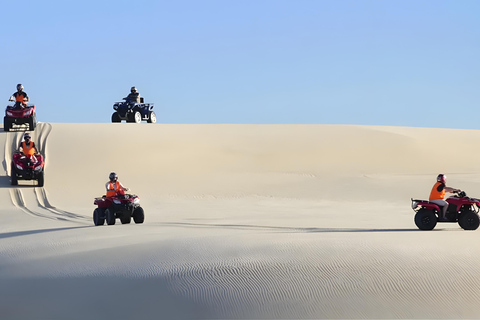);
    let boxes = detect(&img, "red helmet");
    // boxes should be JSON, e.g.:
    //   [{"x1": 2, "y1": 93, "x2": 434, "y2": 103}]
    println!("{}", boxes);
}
[{"x1": 437, "y1": 174, "x2": 446, "y2": 184}]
